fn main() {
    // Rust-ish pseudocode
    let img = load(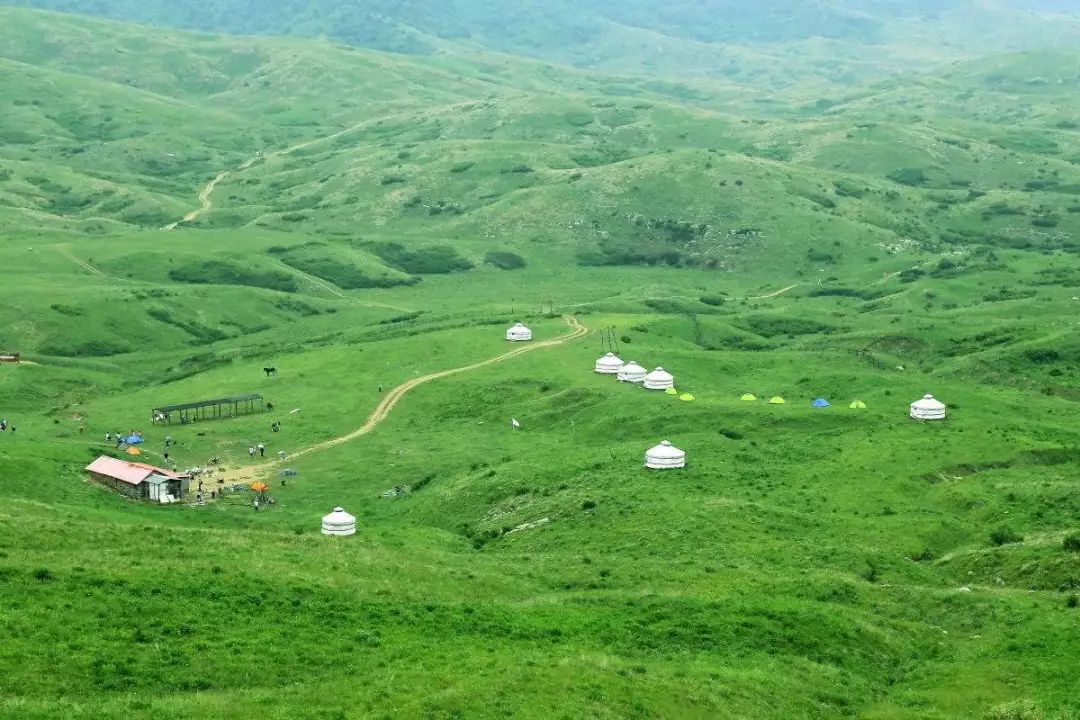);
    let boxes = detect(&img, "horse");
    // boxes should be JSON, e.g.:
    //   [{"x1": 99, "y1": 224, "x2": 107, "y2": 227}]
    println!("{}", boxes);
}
[{"x1": 263, "y1": 367, "x2": 278, "y2": 377}]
